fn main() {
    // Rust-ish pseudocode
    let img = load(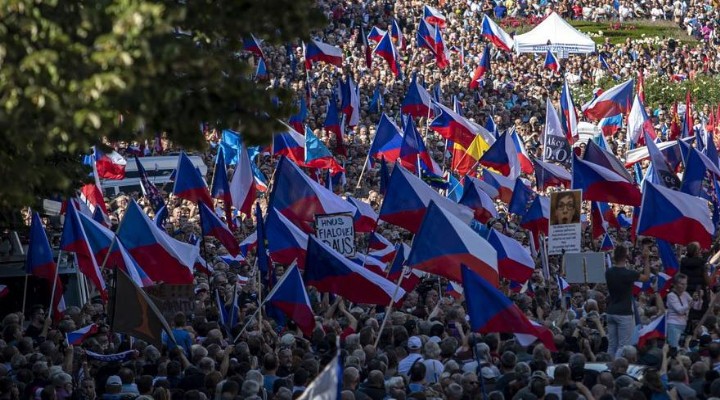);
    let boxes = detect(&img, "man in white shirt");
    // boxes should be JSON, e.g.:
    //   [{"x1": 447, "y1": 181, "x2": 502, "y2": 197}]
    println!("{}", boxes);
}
[{"x1": 398, "y1": 336, "x2": 424, "y2": 376}]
